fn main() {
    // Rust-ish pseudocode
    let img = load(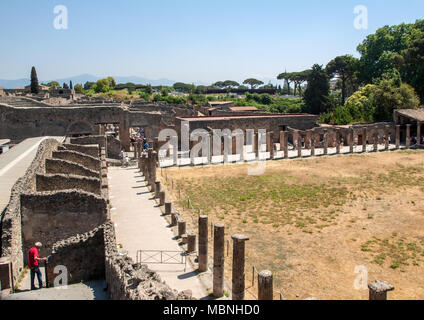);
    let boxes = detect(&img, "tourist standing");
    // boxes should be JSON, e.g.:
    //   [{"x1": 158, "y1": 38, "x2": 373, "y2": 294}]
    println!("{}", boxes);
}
[{"x1": 28, "y1": 242, "x2": 47, "y2": 290}]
